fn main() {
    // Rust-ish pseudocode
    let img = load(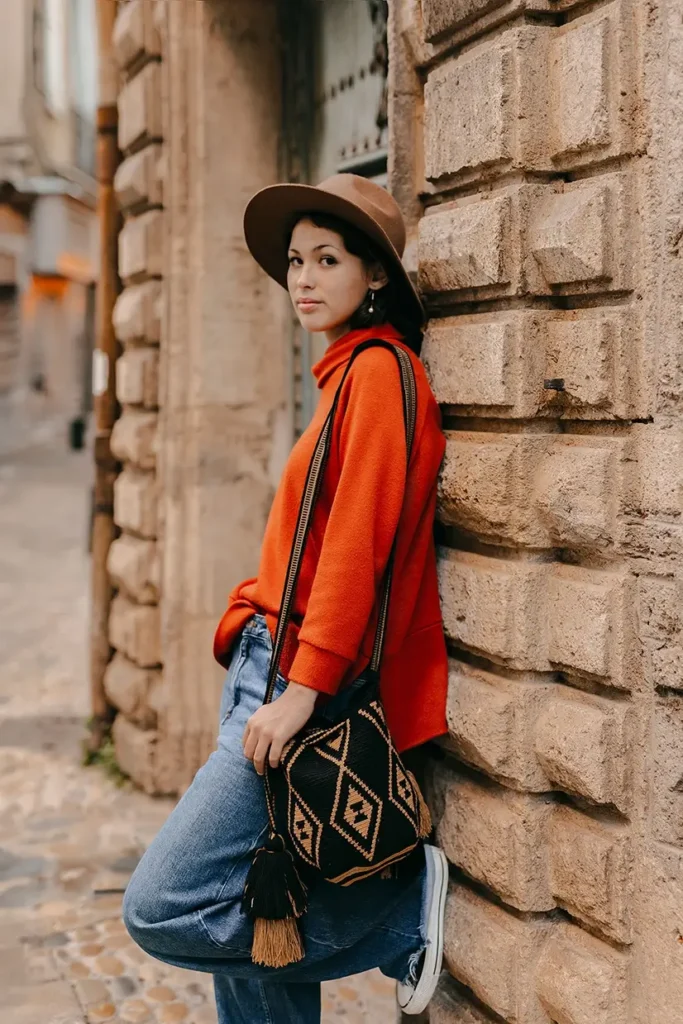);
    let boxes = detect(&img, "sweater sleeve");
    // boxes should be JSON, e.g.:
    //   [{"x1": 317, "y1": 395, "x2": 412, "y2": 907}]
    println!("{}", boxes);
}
[{"x1": 287, "y1": 348, "x2": 410, "y2": 695}]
